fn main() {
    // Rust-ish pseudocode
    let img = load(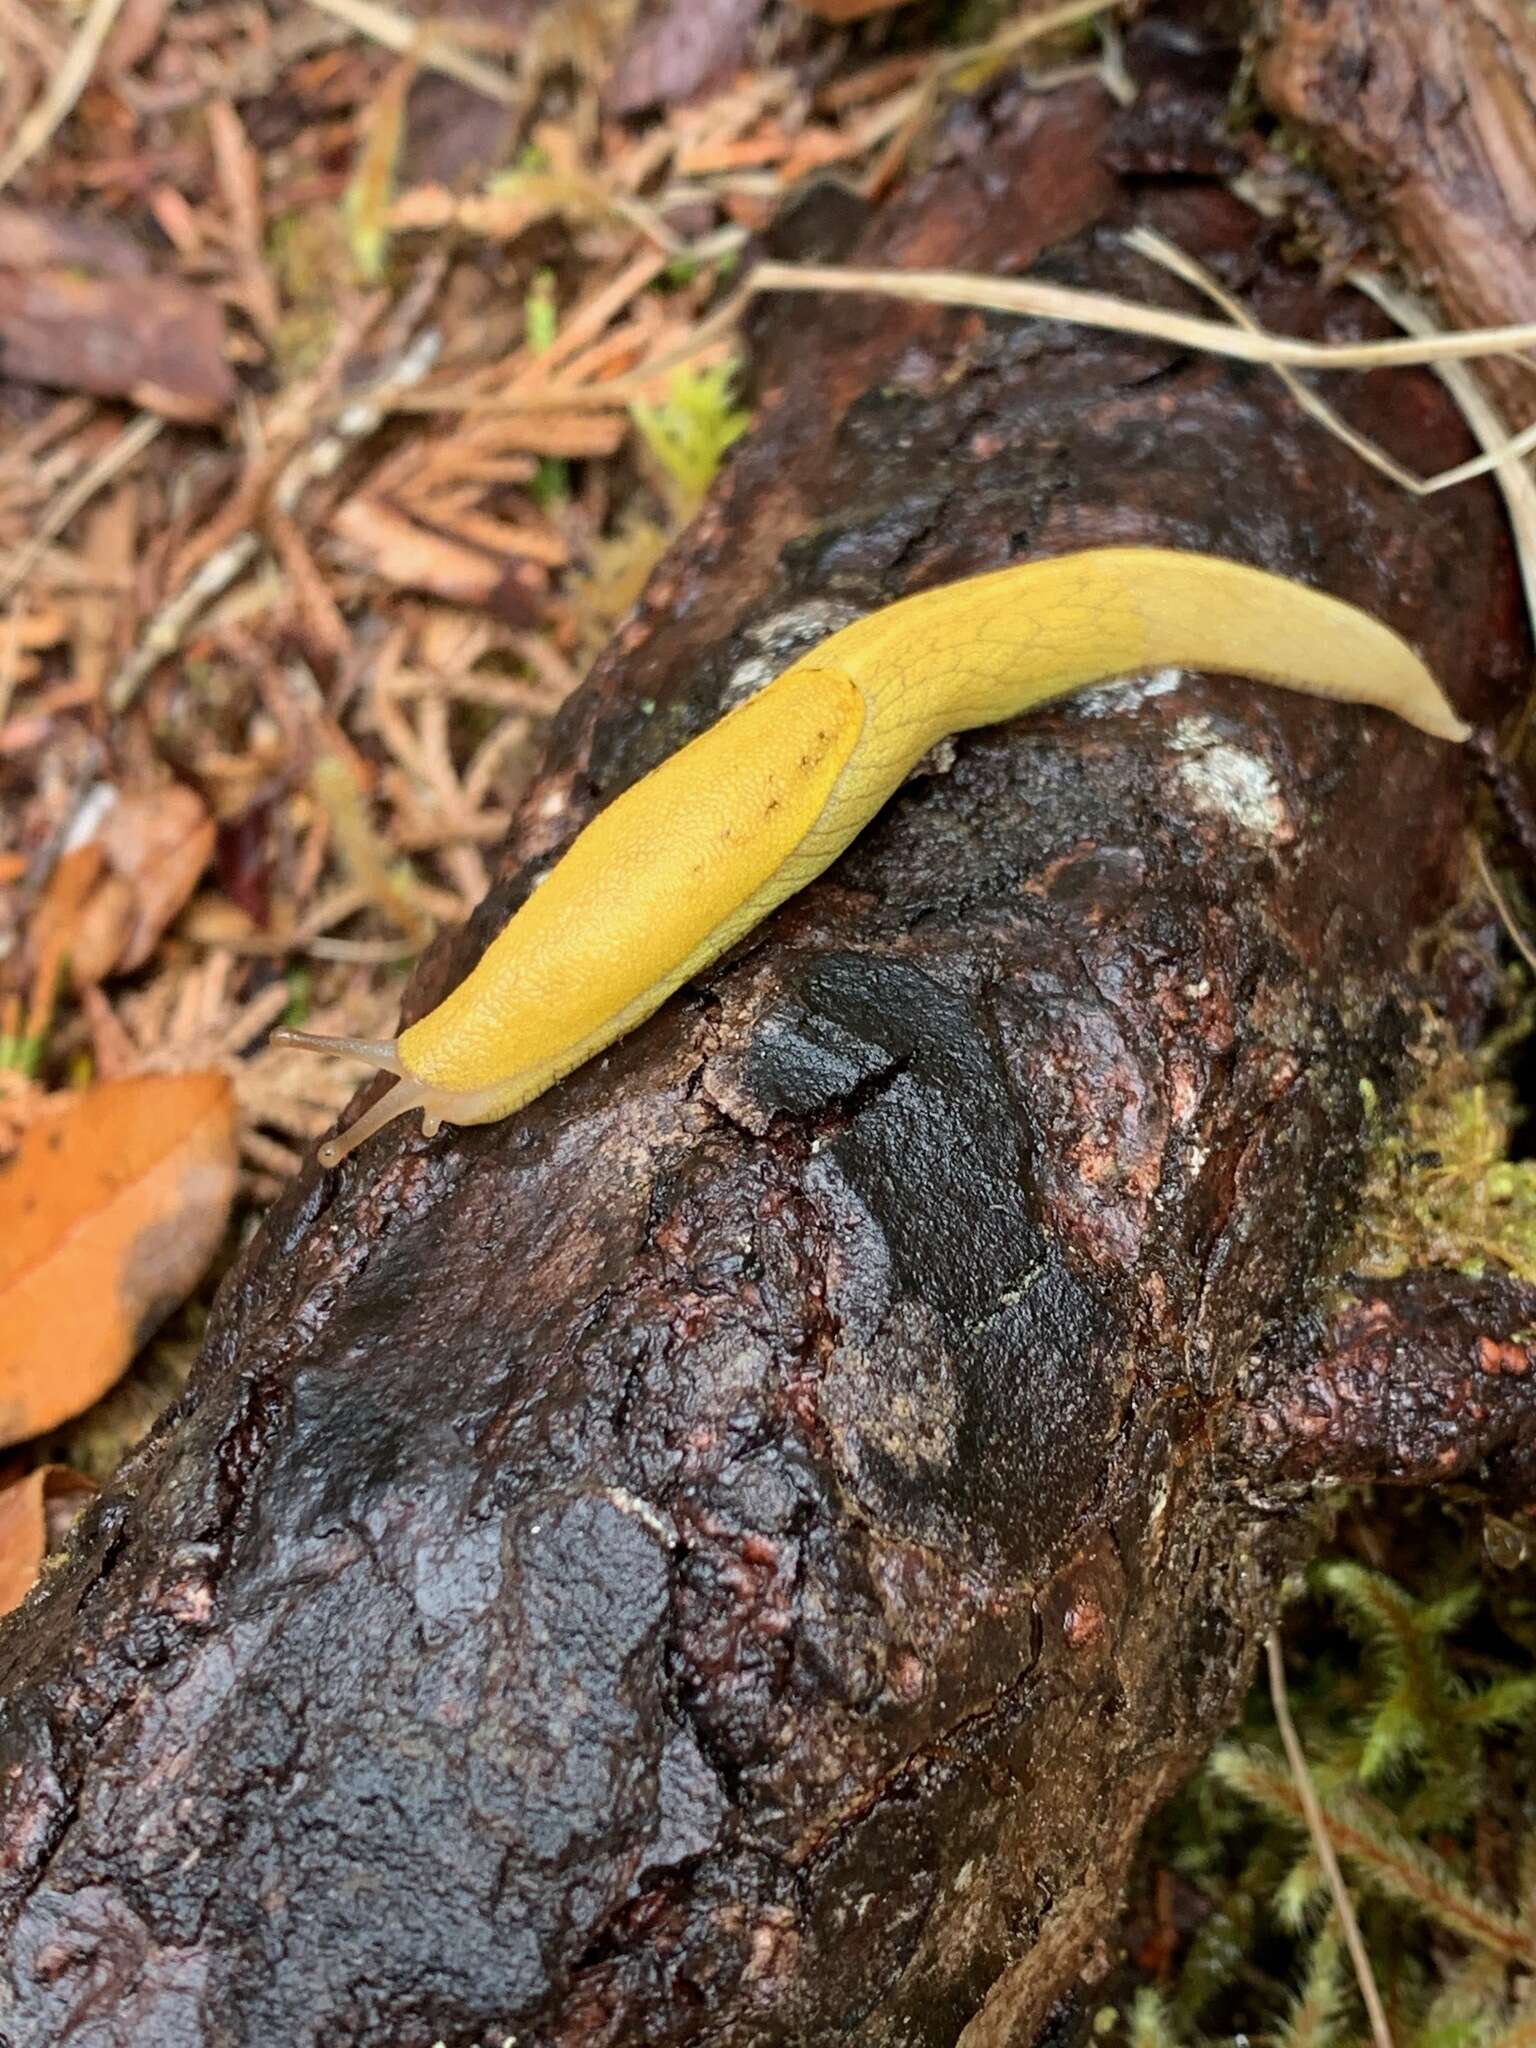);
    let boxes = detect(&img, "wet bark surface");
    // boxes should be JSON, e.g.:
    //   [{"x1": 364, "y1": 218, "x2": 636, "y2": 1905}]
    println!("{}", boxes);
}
[
  {"x1": 0, "y1": 13, "x2": 1531, "y2": 2047},
  {"x1": 1233, "y1": 1272, "x2": 1536, "y2": 1497}
]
